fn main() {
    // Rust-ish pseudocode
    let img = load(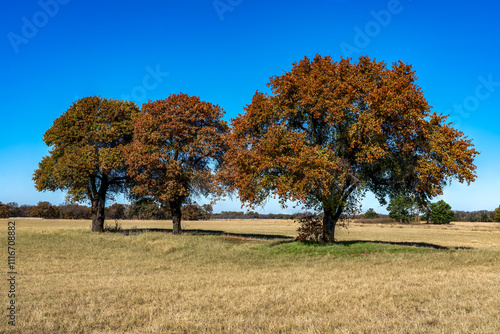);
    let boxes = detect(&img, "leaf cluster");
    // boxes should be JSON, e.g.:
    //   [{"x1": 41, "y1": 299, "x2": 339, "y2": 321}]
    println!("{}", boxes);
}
[{"x1": 125, "y1": 93, "x2": 229, "y2": 207}]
